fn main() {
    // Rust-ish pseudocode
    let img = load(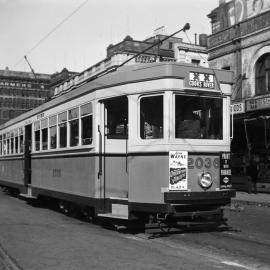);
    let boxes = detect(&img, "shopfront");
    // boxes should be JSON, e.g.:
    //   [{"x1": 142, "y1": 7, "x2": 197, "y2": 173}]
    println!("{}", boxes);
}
[{"x1": 231, "y1": 96, "x2": 270, "y2": 193}]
